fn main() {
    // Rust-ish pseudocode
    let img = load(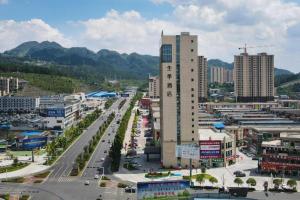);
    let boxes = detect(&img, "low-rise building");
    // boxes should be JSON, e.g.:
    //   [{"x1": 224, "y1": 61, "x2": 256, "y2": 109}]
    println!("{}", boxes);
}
[
  {"x1": 260, "y1": 132, "x2": 300, "y2": 176},
  {"x1": 41, "y1": 99, "x2": 81, "y2": 130},
  {"x1": 198, "y1": 128, "x2": 236, "y2": 168},
  {"x1": 0, "y1": 96, "x2": 40, "y2": 112},
  {"x1": 245, "y1": 126, "x2": 300, "y2": 155}
]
